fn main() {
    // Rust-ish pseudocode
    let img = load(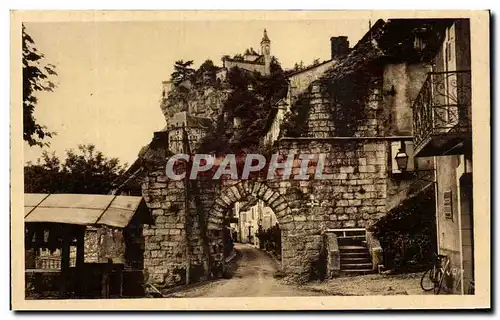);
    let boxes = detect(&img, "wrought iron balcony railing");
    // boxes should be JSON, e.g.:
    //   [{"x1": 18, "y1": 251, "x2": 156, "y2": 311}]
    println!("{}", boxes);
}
[{"x1": 412, "y1": 70, "x2": 472, "y2": 157}]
